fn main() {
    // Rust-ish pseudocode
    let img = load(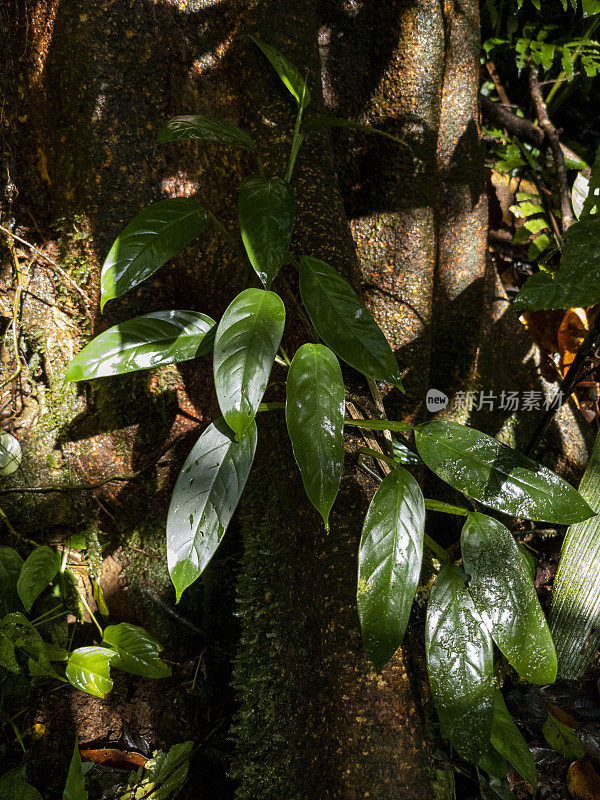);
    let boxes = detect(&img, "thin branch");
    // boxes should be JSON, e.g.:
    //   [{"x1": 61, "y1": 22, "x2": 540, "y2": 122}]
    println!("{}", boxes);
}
[
  {"x1": 485, "y1": 61, "x2": 511, "y2": 106},
  {"x1": 0, "y1": 224, "x2": 92, "y2": 313},
  {"x1": 528, "y1": 66, "x2": 573, "y2": 231}
]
